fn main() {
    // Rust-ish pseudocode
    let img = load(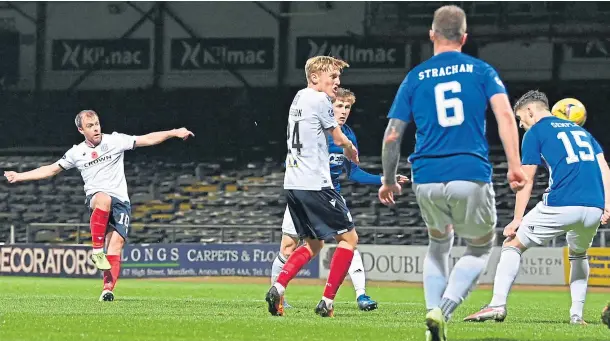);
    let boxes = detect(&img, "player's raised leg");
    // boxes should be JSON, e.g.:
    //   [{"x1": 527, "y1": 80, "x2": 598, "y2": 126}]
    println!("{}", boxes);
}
[
  {"x1": 89, "y1": 192, "x2": 112, "y2": 270},
  {"x1": 349, "y1": 249, "x2": 377, "y2": 311}
]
